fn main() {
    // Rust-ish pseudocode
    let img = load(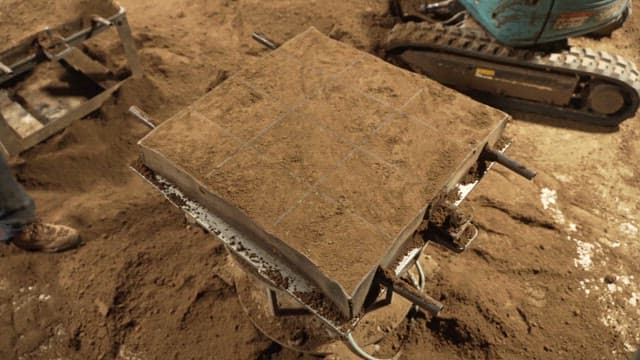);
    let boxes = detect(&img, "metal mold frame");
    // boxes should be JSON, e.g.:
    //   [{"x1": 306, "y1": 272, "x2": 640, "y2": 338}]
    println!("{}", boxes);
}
[{"x1": 0, "y1": 2, "x2": 141, "y2": 158}]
